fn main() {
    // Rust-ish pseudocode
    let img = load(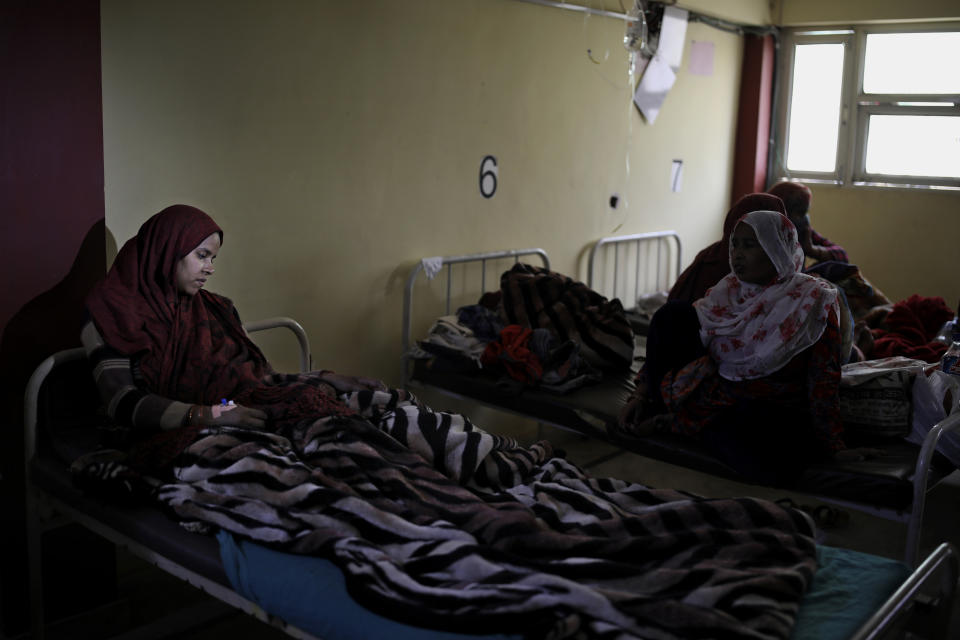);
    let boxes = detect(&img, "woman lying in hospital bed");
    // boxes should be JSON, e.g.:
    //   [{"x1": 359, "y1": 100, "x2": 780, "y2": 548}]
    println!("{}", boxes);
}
[{"x1": 75, "y1": 204, "x2": 838, "y2": 639}]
